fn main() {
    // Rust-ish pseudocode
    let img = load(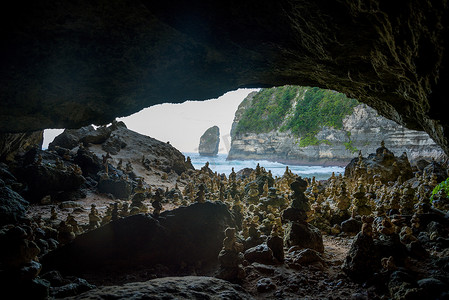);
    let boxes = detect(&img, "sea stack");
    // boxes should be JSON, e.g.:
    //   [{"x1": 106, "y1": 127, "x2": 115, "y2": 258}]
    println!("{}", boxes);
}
[{"x1": 199, "y1": 126, "x2": 220, "y2": 156}]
